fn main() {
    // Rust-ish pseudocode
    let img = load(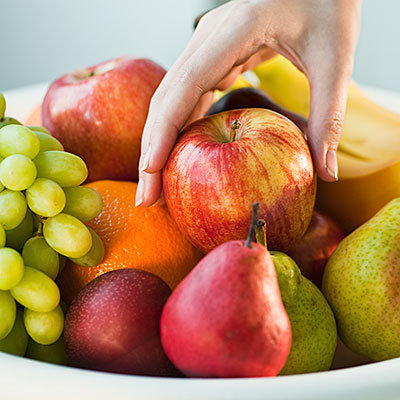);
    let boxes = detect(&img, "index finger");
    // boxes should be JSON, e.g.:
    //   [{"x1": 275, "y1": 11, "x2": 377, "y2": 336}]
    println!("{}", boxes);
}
[{"x1": 141, "y1": 39, "x2": 239, "y2": 175}]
